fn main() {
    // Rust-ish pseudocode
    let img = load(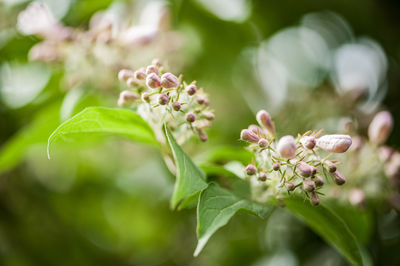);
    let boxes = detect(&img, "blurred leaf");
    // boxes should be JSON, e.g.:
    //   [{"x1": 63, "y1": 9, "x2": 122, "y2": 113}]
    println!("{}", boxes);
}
[
  {"x1": 163, "y1": 124, "x2": 208, "y2": 210},
  {"x1": 284, "y1": 197, "x2": 364, "y2": 266},
  {"x1": 194, "y1": 182, "x2": 272, "y2": 256},
  {"x1": 196, "y1": 146, "x2": 253, "y2": 165},
  {"x1": 48, "y1": 107, "x2": 158, "y2": 158}
]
